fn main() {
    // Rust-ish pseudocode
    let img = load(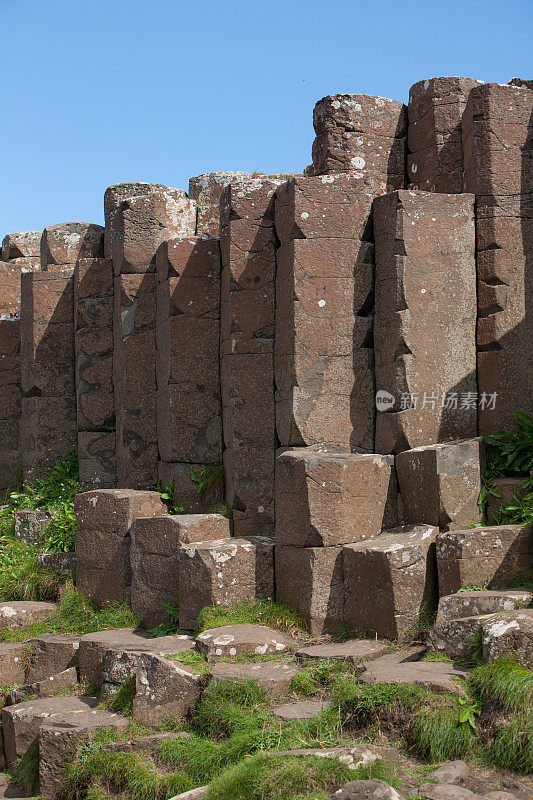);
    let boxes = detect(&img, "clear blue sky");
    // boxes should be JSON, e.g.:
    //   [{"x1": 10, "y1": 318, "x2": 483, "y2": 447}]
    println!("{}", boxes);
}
[{"x1": 2, "y1": 0, "x2": 532, "y2": 235}]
